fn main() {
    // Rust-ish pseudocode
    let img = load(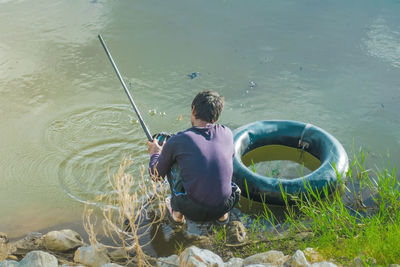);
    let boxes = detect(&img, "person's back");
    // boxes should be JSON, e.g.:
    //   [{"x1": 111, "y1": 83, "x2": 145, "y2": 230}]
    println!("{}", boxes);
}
[
  {"x1": 147, "y1": 91, "x2": 240, "y2": 224},
  {"x1": 154, "y1": 123, "x2": 233, "y2": 206}
]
